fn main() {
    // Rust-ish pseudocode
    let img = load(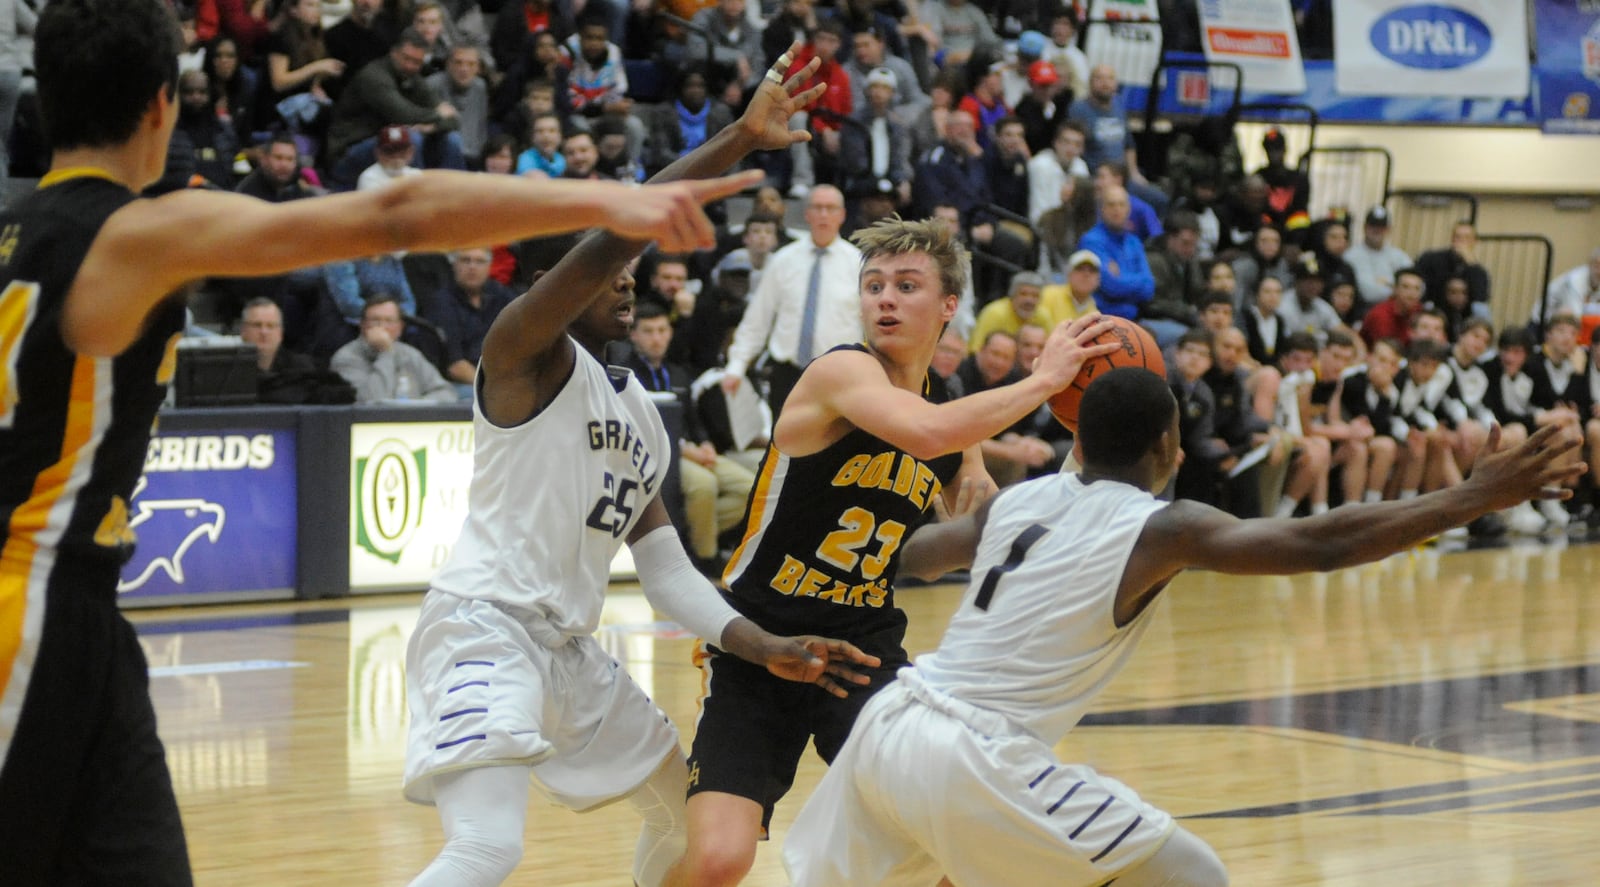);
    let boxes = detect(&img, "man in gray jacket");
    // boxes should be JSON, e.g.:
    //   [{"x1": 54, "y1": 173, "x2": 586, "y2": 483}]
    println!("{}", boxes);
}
[{"x1": 332, "y1": 294, "x2": 460, "y2": 403}]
